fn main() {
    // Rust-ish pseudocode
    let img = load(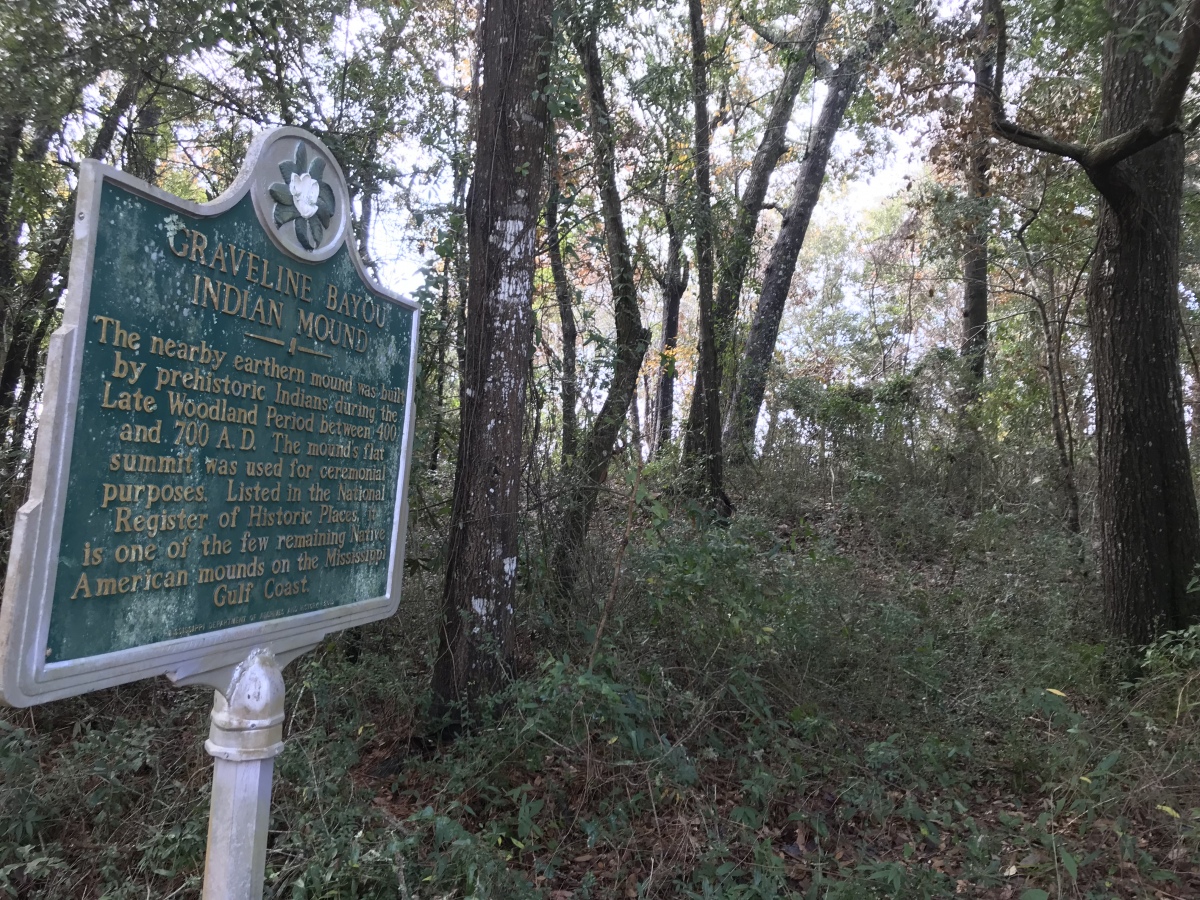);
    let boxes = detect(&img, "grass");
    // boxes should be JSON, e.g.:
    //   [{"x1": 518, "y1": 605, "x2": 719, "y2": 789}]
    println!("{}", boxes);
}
[{"x1": 1, "y1": 449, "x2": 1199, "y2": 898}]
